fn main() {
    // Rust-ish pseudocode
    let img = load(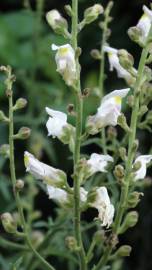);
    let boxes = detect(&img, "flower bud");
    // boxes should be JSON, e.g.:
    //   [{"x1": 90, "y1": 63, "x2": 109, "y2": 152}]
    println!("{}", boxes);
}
[
  {"x1": 0, "y1": 110, "x2": 9, "y2": 122},
  {"x1": 15, "y1": 179, "x2": 24, "y2": 191},
  {"x1": 133, "y1": 161, "x2": 141, "y2": 172},
  {"x1": 138, "y1": 105, "x2": 148, "y2": 117},
  {"x1": 0, "y1": 144, "x2": 10, "y2": 158},
  {"x1": 90, "y1": 49, "x2": 101, "y2": 60},
  {"x1": 14, "y1": 127, "x2": 31, "y2": 140},
  {"x1": 128, "y1": 27, "x2": 143, "y2": 46},
  {"x1": 64, "y1": 5, "x2": 72, "y2": 17},
  {"x1": 127, "y1": 192, "x2": 143, "y2": 208},
  {"x1": 118, "y1": 49, "x2": 134, "y2": 70},
  {"x1": 107, "y1": 126, "x2": 117, "y2": 140},
  {"x1": 13, "y1": 98, "x2": 27, "y2": 111},
  {"x1": 31, "y1": 231, "x2": 44, "y2": 247},
  {"x1": 83, "y1": 4, "x2": 103, "y2": 25},
  {"x1": 127, "y1": 95, "x2": 134, "y2": 107},
  {"x1": 1, "y1": 213, "x2": 17, "y2": 234},
  {"x1": 119, "y1": 211, "x2": 138, "y2": 234},
  {"x1": 119, "y1": 147, "x2": 126, "y2": 161},
  {"x1": 114, "y1": 165, "x2": 125, "y2": 180},
  {"x1": 117, "y1": 114, "x2": 131, "y2": 133},
  {"x1": 113, "y1": 245, "x2": 132, "y2": 258},
  {"x1": 65, "y1": 236, "x2": 78, "y2": 251},
  {"x1": 132, "y1": 139, "x2": 139, "y2": 152},
  {"x1": 46, "y1": 10, "x2": 69, "y2": 38}
]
